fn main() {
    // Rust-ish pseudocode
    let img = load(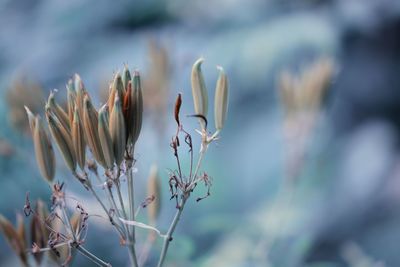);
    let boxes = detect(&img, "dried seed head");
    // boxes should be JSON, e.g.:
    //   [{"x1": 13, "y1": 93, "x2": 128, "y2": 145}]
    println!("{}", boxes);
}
[
  {"x1": 98, "y1": 105, "x2": 114, "y2": 169},
  {"x1": 130, "y1": 71, "x2": 143, "y2": 144},
  {"x1": 32, "y1": 116, "x2": 56, "y2": 183},
  {"x1": 109, "y1": 73, "x2": 125, "y2": 113},
  {"x1": 47, "y1": 91, "x2": 70, "y2": 132},
  {"x1": 214, "y1": 66, "x2": 229, "y2": 131},
  {"x1": 67, "y1": 79, "x2": 77, "y2": 126},
  {"x1": 46, "y1": 111, "x2": 77, "y2": 173},
  {"x1": 109, "y1": 96, "x2": 126, "y2": 166},
  {"x1": 147, "y1": 164, "x2": 161, "y2": 226},
  {"x1": 72, "y1": 108, "x2": 86, "y2": 170},
  {"x1": 191, "y1": 58, "x2": 208, "y2": 130},
  {"x1": 83, "y1": 95, "x2": 106, "y2": 167},
  {"x1": 0, "y1": 214, "x2": 28, "y2": 266},
  {"x1": 122, "y1": 65, "x2": 132, "y2": 92}
]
